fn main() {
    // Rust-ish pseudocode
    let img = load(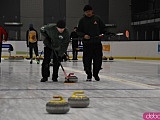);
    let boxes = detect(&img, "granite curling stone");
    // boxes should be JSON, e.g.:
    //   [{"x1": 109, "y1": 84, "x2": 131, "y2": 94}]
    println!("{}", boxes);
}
[
  {"x1": 46, "y1": 96, "x2": 70, "y2": 114},
  {"x1": 68, "y1": 91, "x2": 90, "y2": 108}
]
